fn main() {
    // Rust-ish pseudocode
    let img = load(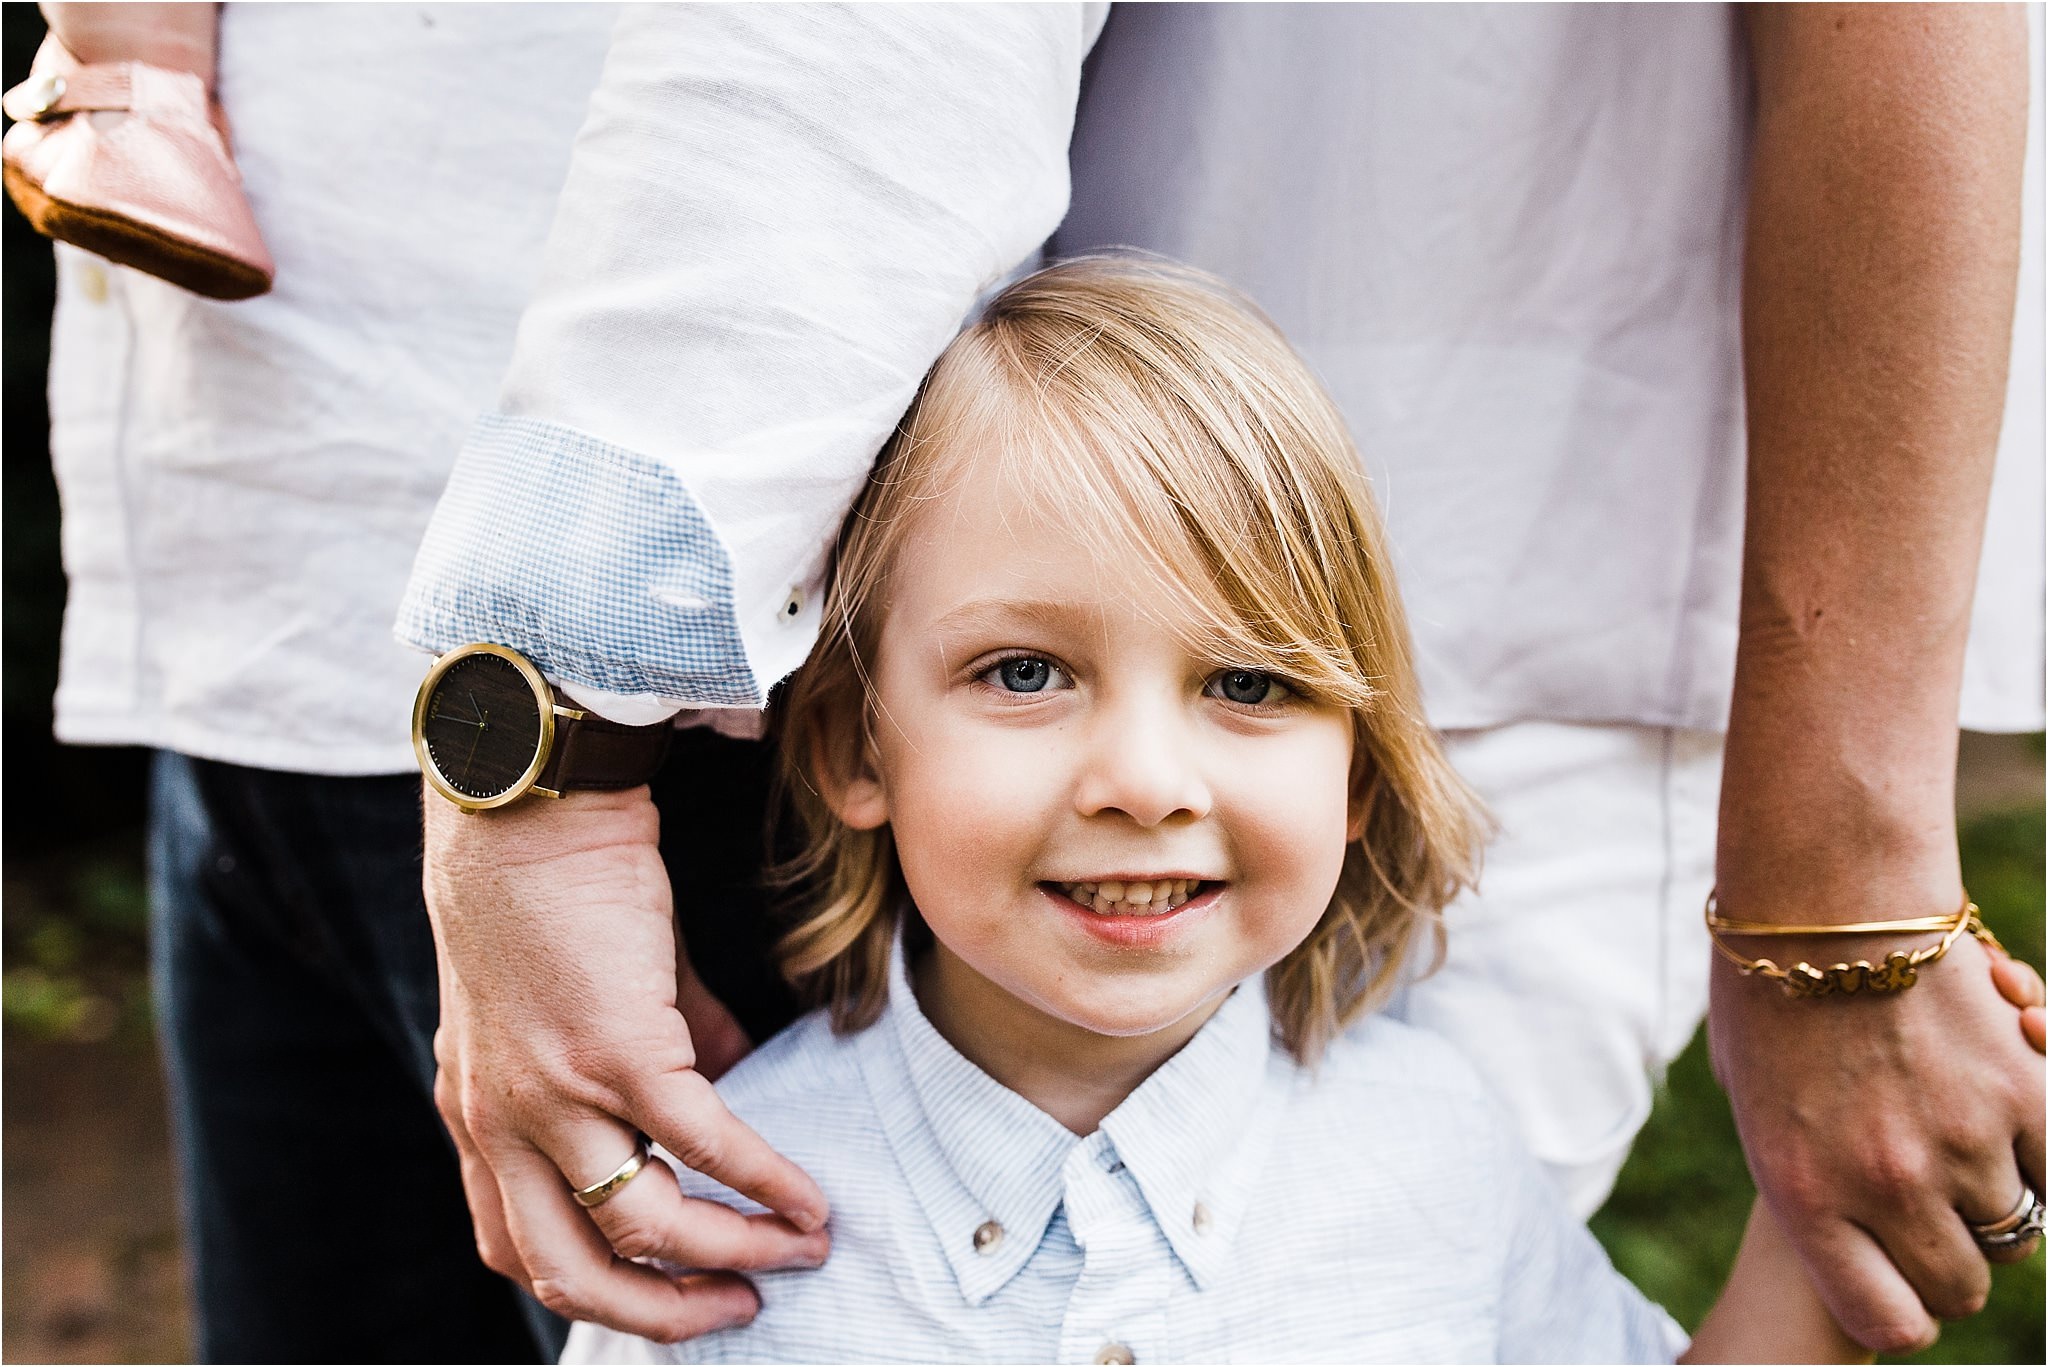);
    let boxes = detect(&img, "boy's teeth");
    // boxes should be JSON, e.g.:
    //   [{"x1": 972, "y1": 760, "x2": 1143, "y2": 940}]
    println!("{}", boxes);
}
[{"x1": 1060, "y1": 879, "x2": 1204, "y2": 915}]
